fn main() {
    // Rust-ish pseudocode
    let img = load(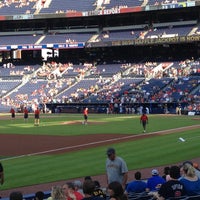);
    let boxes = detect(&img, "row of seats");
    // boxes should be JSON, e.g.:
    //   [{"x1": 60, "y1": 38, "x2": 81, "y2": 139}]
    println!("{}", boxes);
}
[
  {"x1": 2, "y1": 190, "x2": 200, "y2": 200},
  {"x1": 0, "y1": 24, "x2": 199, "y2": 46},
  {"x1": 0, "y1": 0, "x2": 188, "y2": 15}
]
